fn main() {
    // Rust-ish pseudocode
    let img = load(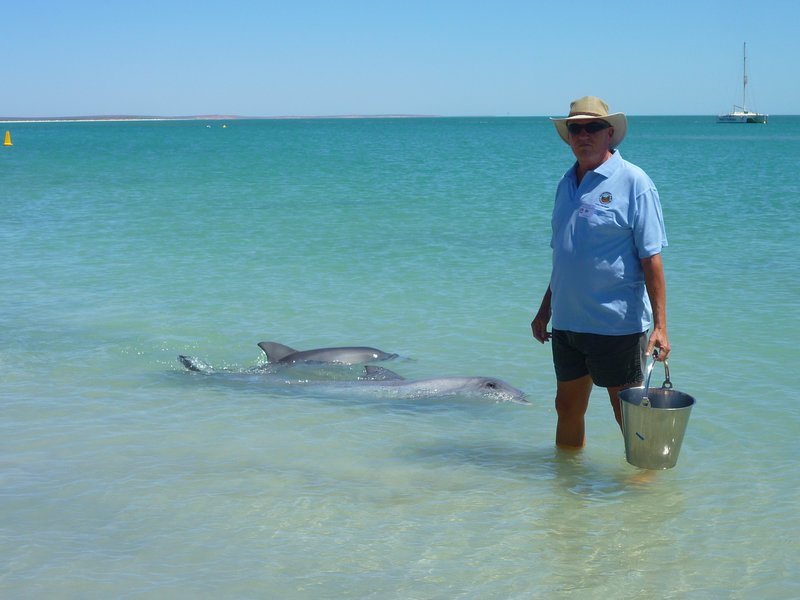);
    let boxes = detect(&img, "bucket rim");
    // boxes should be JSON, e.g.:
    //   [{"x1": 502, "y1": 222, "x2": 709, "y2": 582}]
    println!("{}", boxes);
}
[{"x1": 619, "y1": 387, "x2": 695, "y2": 409}]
